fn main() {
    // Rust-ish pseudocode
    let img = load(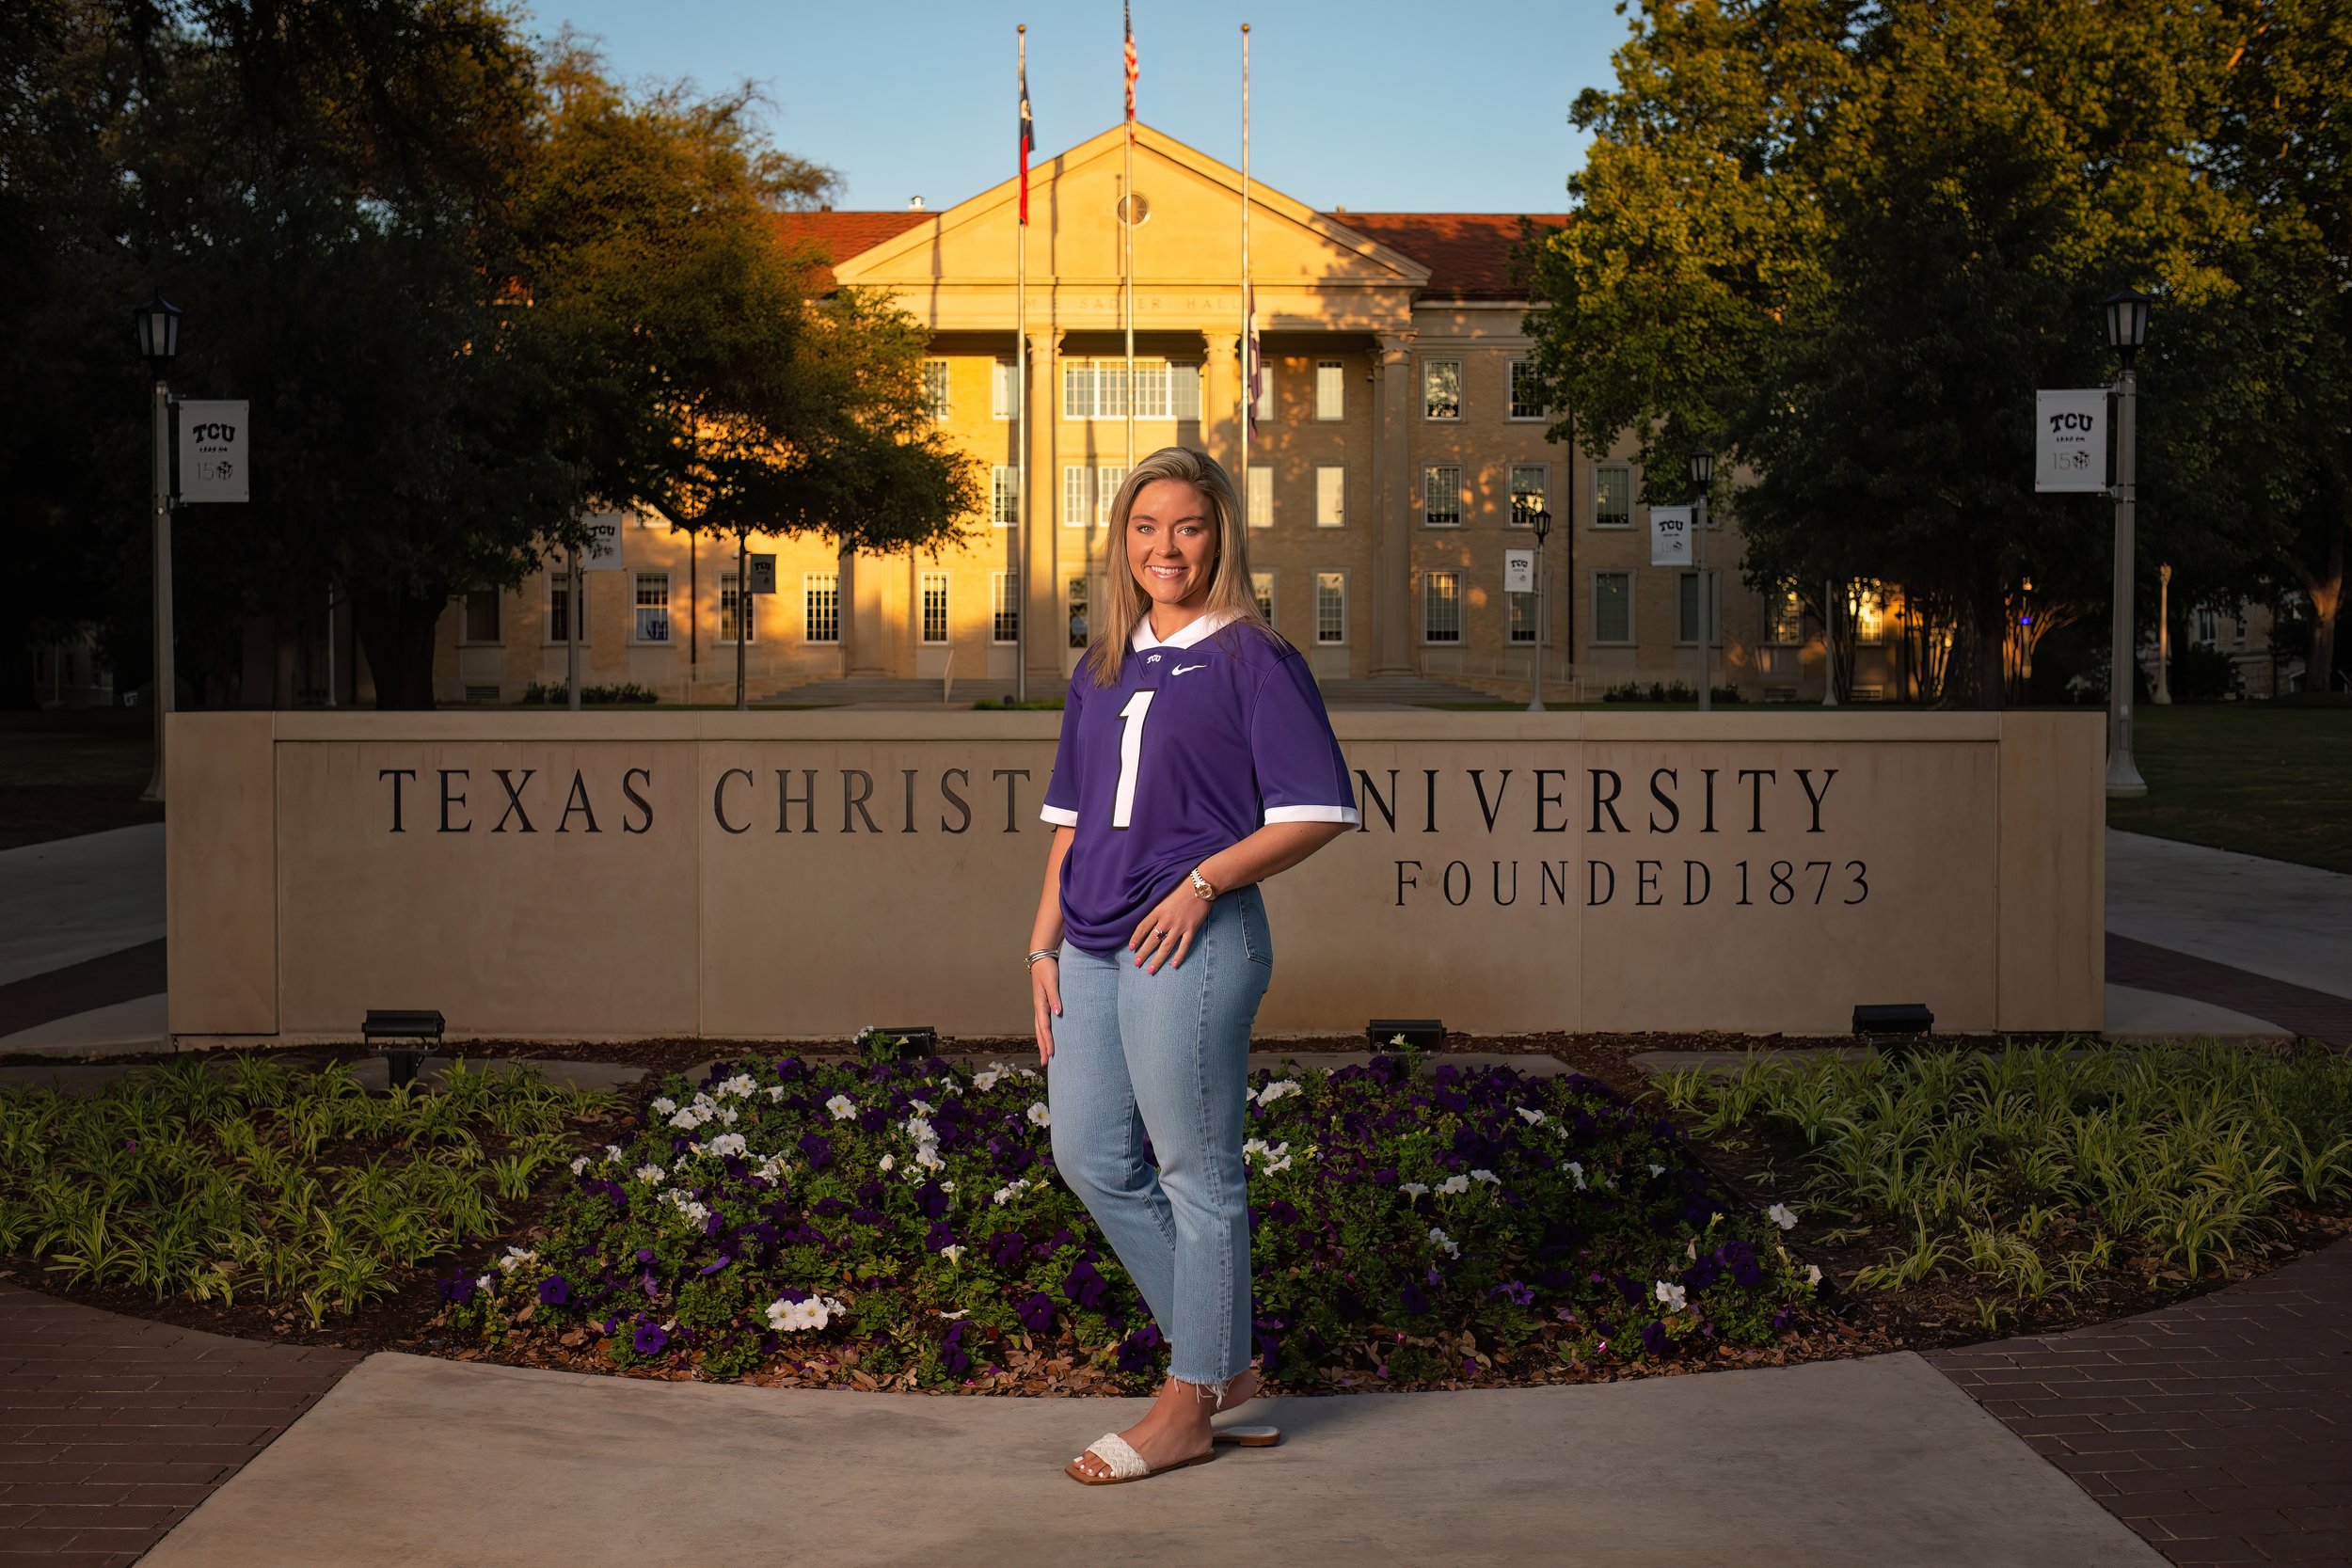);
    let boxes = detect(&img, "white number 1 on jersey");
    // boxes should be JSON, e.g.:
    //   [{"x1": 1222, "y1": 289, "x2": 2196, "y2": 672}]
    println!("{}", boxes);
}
[{"x1": 1112, "y1": 689, "x2": 1154, "y2": 828}]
